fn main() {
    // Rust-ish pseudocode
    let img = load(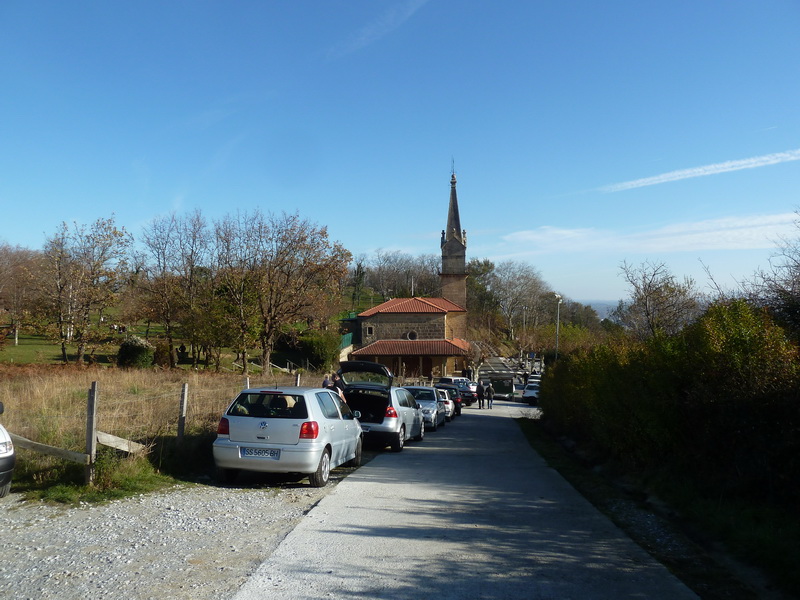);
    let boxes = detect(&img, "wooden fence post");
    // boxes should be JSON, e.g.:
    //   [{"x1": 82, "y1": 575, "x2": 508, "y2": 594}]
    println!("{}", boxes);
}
[
  {"x1": 177, "y1": 383, "x2": 188, "y2": 442},
  {"x1": 85, "y1": 381, "x2": 98, "y2": 485},
  {"x1": 244, "y1": 376, "x2": 250, "y2": 389}
]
